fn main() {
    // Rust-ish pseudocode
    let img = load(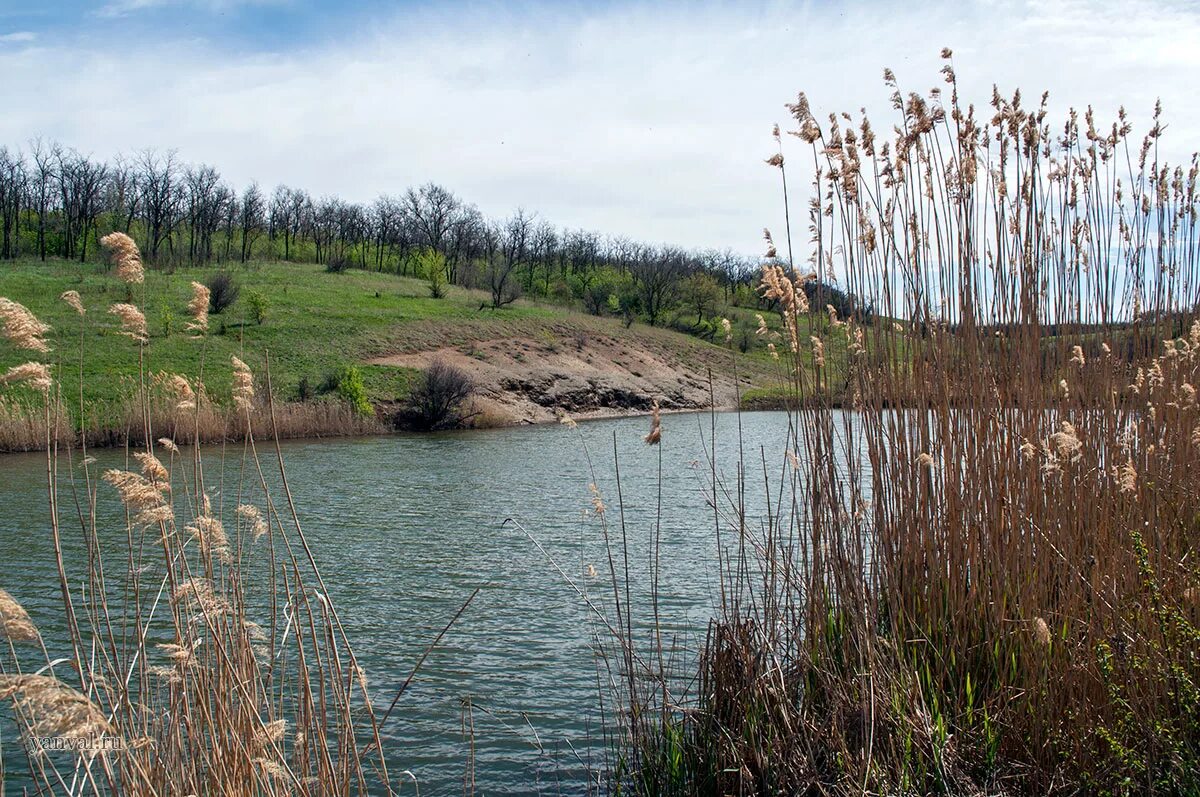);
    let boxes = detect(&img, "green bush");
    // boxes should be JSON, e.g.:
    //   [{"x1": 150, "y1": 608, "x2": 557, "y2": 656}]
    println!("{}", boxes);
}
[
  {"x1": 413, "y1": 247, "x2": 447, "y2": 298},
  {"x1": 245, "y1": 289, "x2": 268, "y2": 325},
  {"x1": 334, "y1": 365, "x2": 372, "y2": 417},
  {"x1": 159, "y1": 307, "x2": 174, "y2": 338}
]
